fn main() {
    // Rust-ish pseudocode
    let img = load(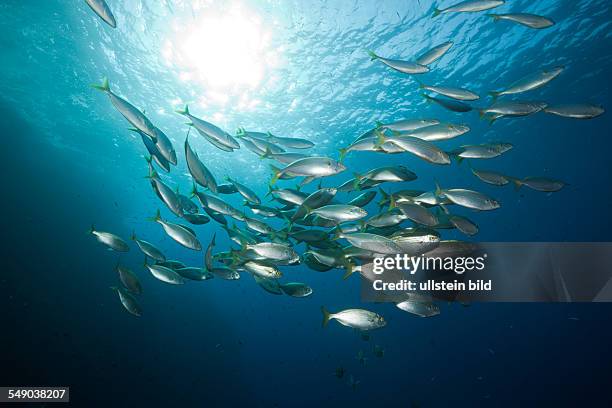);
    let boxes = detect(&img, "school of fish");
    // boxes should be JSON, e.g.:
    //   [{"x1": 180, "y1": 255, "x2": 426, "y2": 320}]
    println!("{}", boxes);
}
[{"x1": 85, "y1": 0, "x2": 605, "y2": 341}]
